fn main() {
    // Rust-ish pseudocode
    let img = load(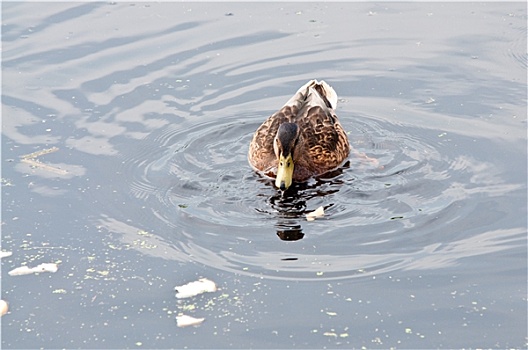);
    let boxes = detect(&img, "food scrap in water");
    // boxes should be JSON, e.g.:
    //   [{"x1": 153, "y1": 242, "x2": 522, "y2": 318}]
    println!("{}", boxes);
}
[
  {"x1": 8, "y1": 263, "x2": 58, "y2": 276},
  {"x1": 174, "y1": 278, "x2": 217, "y2": 299},
  {"x1": 306, "y1": 206, "x2": 325, "y2": 221},
  {"x1": 0, "y1": 251, "x2": 12, "y2": 259},
  {"x1": 176, "y1": 314, "x2": 205, "y2": 327},
  {"x1": 0, "y1": 300, "x2": 8, "y2": 316}
]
